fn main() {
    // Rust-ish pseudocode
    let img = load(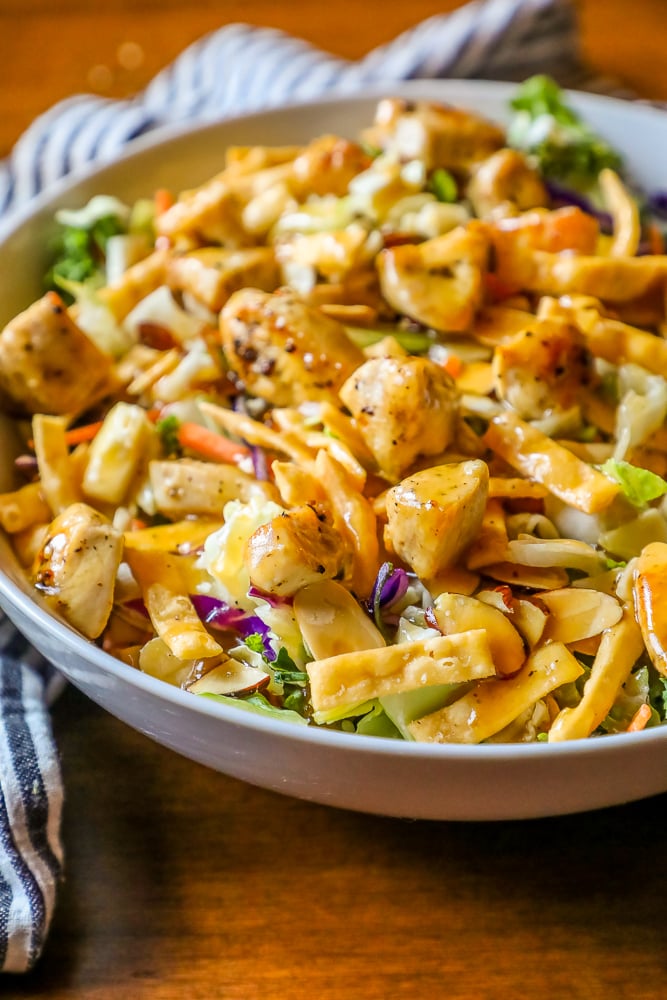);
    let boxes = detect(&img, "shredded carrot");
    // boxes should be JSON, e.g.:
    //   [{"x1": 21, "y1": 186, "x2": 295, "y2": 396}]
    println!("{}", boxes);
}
[
  {"x1": 28, "y1": 420, "x2": 103, "y2": 450},
  {"x1": 177, "y1": 422, "x2": 251, "y2": 464},
  {"x1": 646, "y1": 222, "x2": 664, "y2": 256},
  {"x1": 128, "y1": 517, "x2": 149, "y2": 532},
  {"x1": 442, "y1": 354, "x2": 463, "y2": 379},
  {"x1": 154, "y1": 188, "x2": 175, "y2": 215},
  {"x1": 627, "y1": 702, "x2": 652, "y2": 732}
]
